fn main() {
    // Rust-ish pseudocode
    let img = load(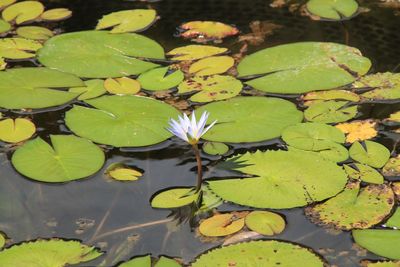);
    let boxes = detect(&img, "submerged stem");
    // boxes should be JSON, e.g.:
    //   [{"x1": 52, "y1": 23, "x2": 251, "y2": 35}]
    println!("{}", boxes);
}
[{"x1": 192, "y1": 144, "x2": 203, "y2": 192}]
